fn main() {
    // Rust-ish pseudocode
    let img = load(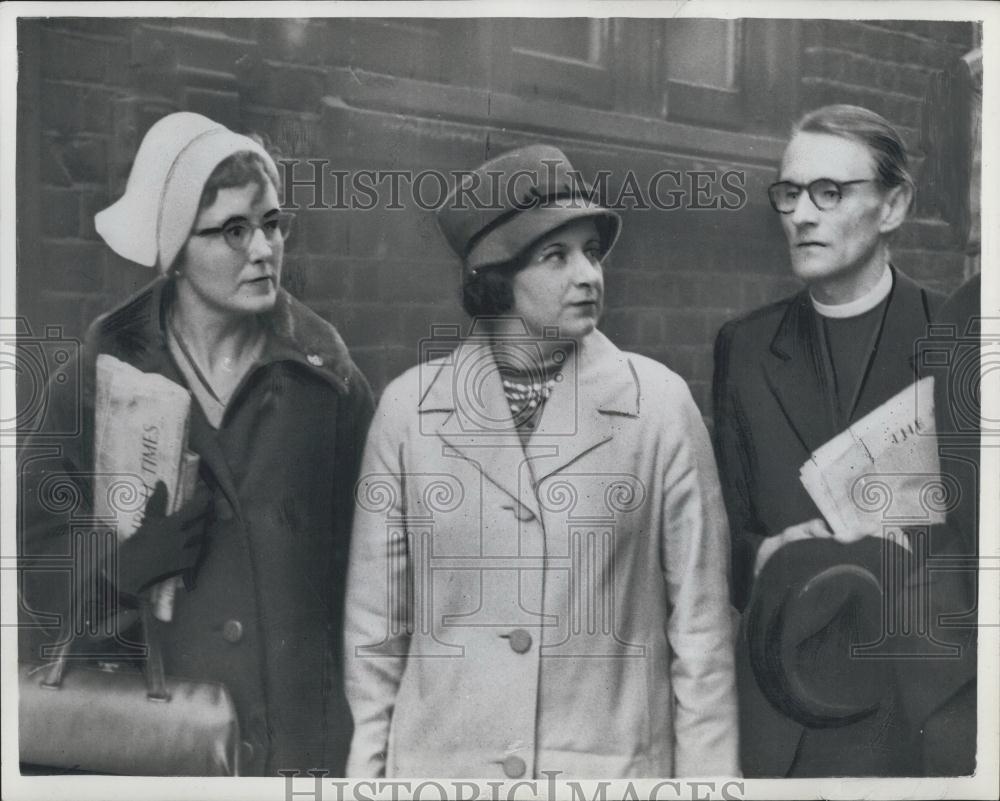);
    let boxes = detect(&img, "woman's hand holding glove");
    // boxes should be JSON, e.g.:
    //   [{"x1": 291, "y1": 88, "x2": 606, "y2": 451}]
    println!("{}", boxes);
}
[{"x1": 113, "y1": 481, "x2": 214, "y2": 597}]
